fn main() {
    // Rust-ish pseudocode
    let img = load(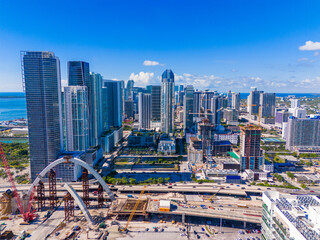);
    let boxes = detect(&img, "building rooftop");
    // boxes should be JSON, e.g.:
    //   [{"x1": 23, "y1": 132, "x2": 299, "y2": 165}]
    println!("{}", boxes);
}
[{"x1": 263, "y1": 191, "x2": 320, "y2": 240}]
